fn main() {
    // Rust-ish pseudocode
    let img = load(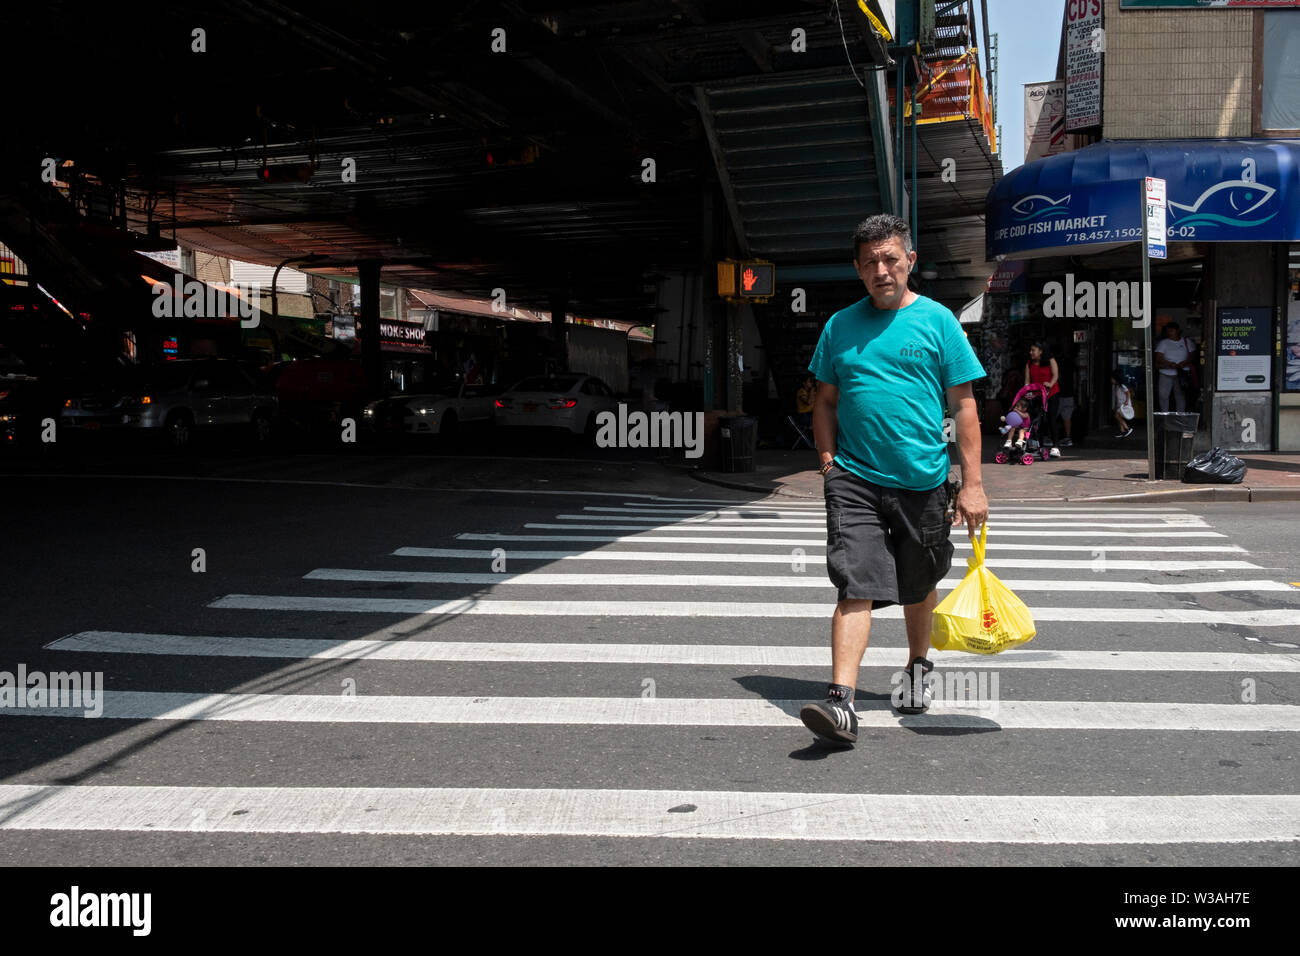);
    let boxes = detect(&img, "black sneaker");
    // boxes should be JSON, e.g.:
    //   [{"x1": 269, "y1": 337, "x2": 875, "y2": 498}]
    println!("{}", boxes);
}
[
  {"x1": 800, "y1": 686, "x2": 858, "y2": 745},
  {"x1": 895, "y1": 657, "x2": 934, "y2": 714}
]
